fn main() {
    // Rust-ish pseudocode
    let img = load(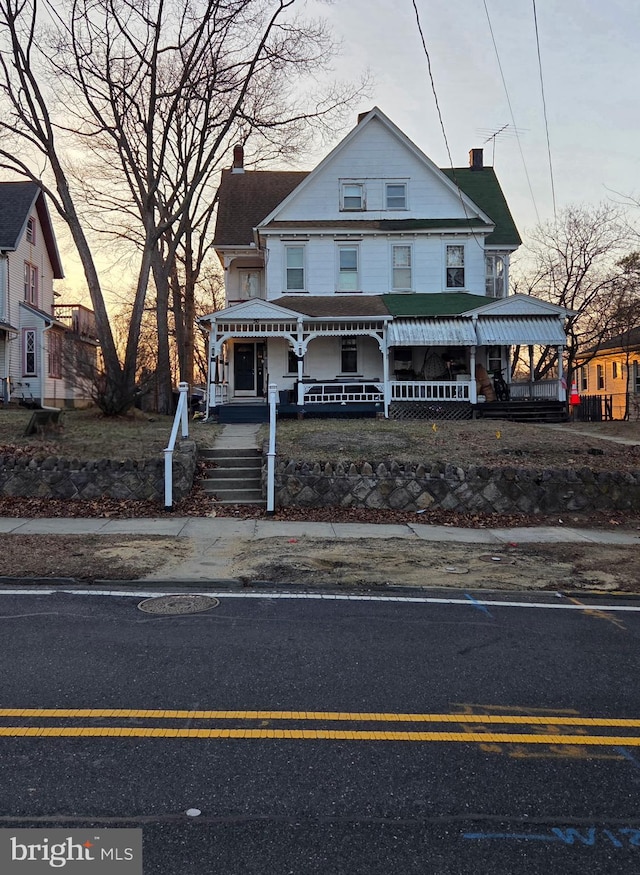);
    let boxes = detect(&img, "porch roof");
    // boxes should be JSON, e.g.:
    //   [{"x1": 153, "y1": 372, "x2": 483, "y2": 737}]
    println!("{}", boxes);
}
[
  {"x1": 475, "y1": 316, "x2": 567, "y2": 346},
  {"x1": 388, "y1": 319, "x2": 477, "y2": 346},
  {"x1": 384, "y1": 292, "x2": 493, "y2": 317}
]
